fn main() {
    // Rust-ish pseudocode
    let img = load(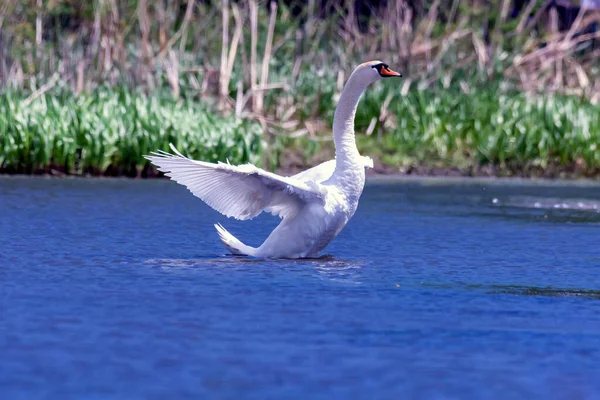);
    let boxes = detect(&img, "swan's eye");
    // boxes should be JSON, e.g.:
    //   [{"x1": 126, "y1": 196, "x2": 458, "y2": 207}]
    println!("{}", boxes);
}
[
  {"x1": 372, "y1": 63, "x2": 383, "y2": 71},
  {"x1": 373, "y1": 63, "x2": 402, "y2": 78}
]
